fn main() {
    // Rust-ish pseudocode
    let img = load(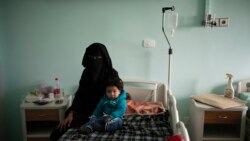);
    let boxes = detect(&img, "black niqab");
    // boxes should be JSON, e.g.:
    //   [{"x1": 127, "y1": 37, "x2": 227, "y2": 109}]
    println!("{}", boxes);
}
[
  {"x1": 82, "y1": 43, "x2": 113, "y2": 85},
  {"x1": 67, "y1": 43, "x2": 119, "y2": 119}
]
